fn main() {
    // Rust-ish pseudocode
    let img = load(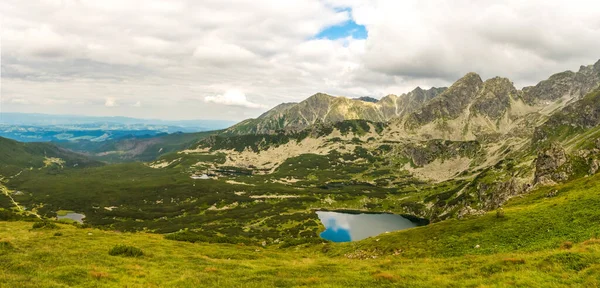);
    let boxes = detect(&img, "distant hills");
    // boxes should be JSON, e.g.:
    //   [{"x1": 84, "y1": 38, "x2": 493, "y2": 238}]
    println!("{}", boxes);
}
[
  {"x1": 0, "y1": 112, "x2": 236, "y2": 131},
  {"x1": 0, "y1": 136, "x2": 102, "y2": 175}
]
